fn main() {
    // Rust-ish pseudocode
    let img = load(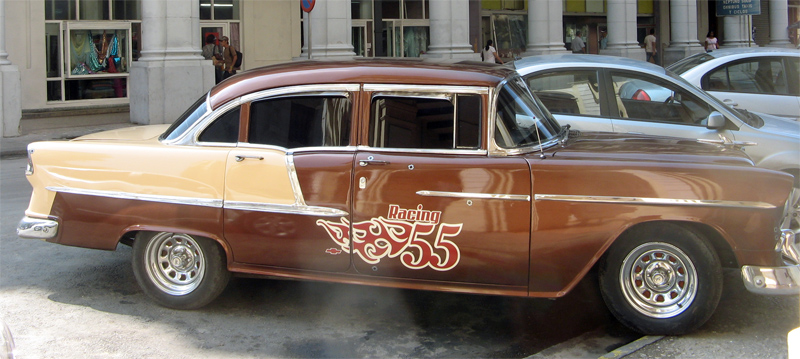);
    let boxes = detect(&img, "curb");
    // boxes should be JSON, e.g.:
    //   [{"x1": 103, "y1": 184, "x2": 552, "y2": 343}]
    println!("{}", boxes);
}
[{"x1": 598, "y1": 335, "x2": 664, "y2": 359}]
